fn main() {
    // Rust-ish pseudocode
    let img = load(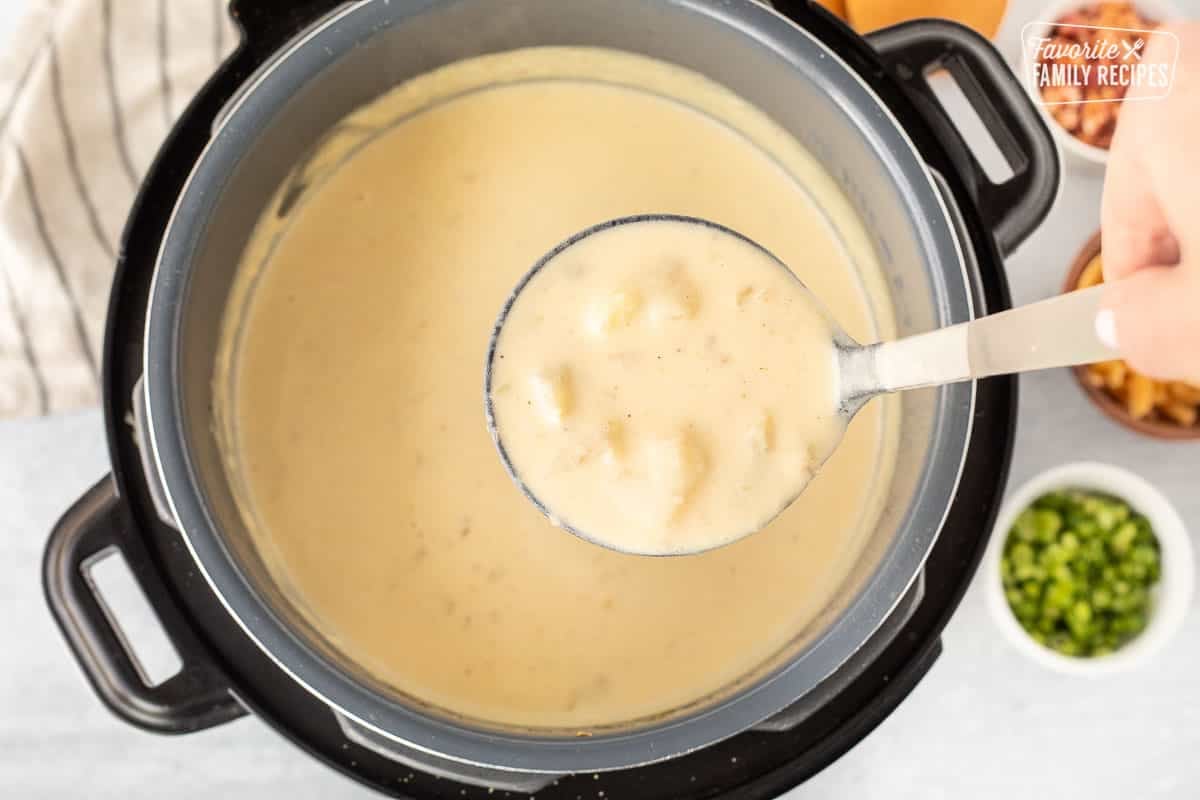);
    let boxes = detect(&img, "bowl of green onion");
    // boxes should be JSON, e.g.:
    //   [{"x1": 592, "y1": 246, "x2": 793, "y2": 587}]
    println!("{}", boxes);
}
[{"x1": 985, "y1": 462, "x2": 1193, "y2": 674}]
